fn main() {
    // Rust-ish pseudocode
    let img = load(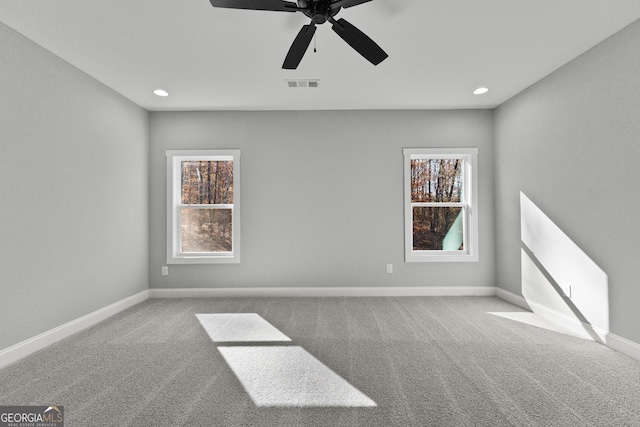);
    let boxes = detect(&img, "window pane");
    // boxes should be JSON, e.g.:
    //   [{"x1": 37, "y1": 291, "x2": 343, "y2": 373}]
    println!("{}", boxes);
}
[
  {"x1": 181, "y1": 208, "x2": 232, "y2": 252},
  {"x1": 413, "y1": 207, "x2": 464, "y2": 251},
  {"x1": 181, "y1": 161, "x2": 233, "y2": 205},
  {"x1": 410, "y1": 159, "x2": 463, "y2": 203}
]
